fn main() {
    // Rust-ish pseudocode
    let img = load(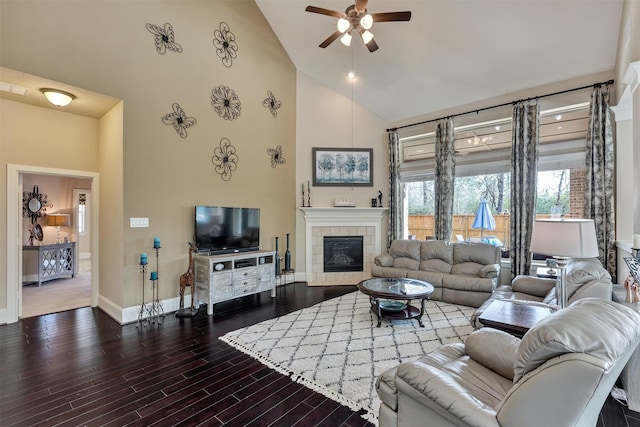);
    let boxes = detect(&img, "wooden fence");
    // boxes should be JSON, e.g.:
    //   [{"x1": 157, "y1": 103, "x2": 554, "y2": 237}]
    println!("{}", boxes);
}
[{"x1": 408, "y1": 214, "x2": 511, "y2": 245}]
